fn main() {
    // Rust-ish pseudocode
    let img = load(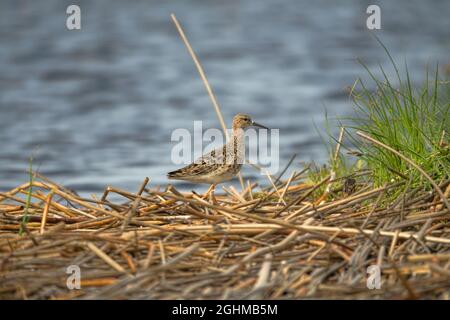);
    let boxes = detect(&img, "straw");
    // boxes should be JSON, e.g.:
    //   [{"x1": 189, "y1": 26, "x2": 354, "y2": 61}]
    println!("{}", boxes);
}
[{"x1": 0, "y1": 167, "x2": 448, "y2": 299}]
